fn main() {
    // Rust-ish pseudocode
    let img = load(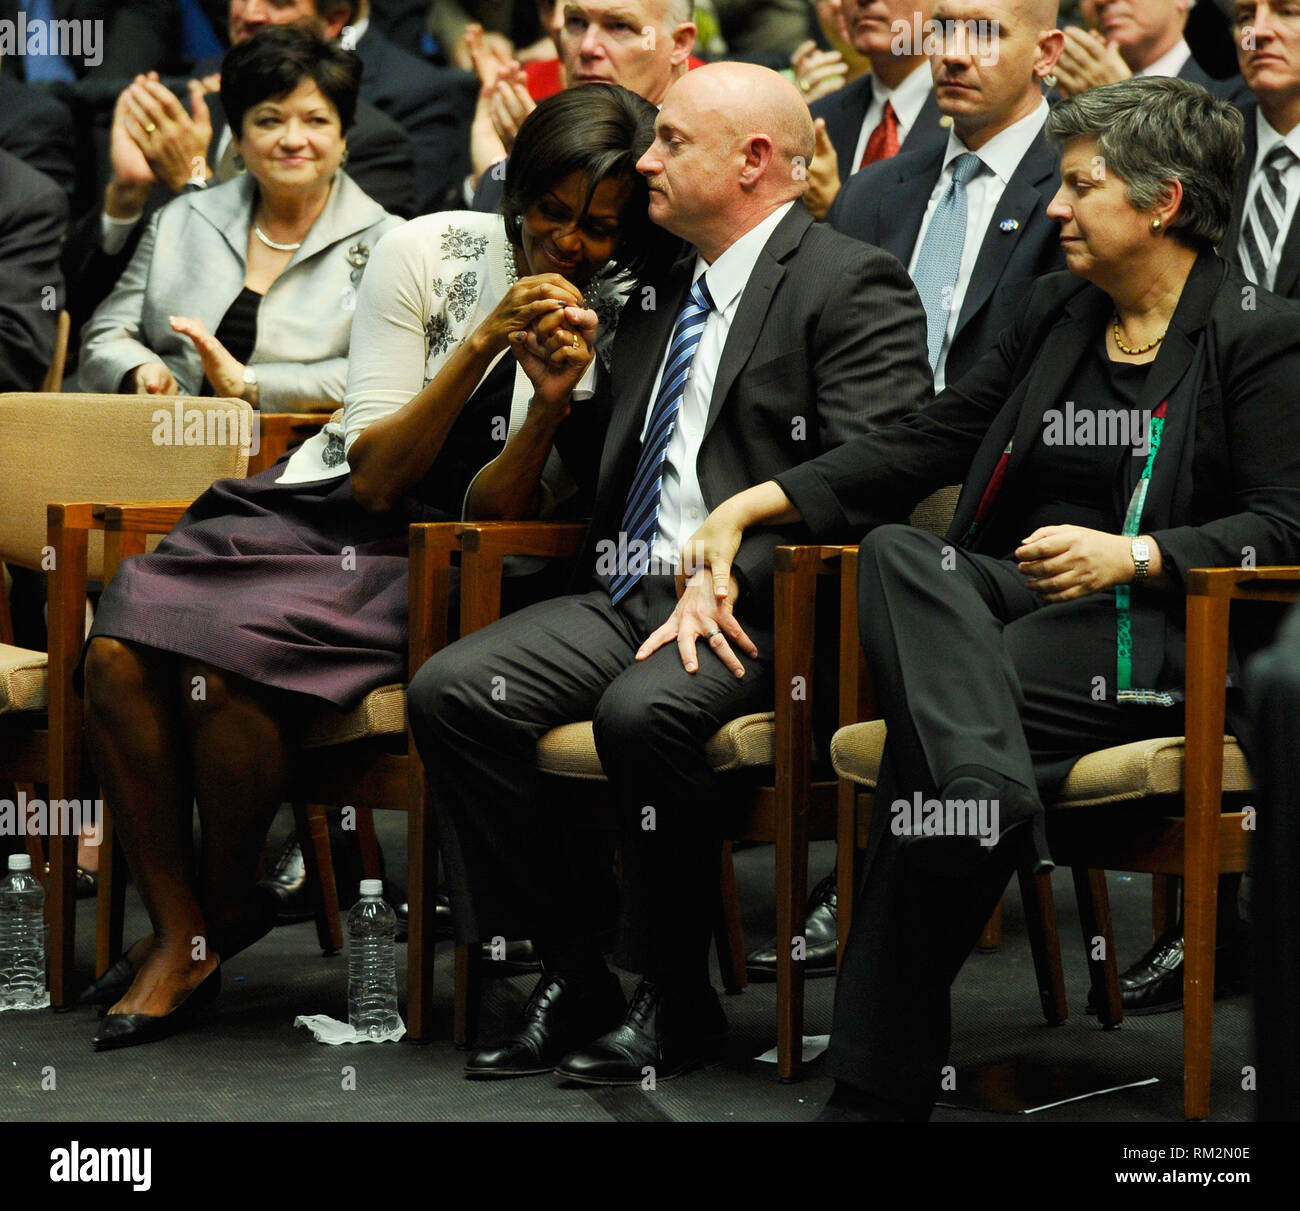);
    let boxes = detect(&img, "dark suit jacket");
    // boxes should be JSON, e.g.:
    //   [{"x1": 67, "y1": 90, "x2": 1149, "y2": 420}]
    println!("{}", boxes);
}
[
  {"x1": 1224, "y1": 100, "x2": 1300, "y2": 299},
  {"x1": 809, "y1": 73, "x2": 947, "y2": 183},
  {"x1": 0, "y1": 148, "x2": 67, "y2": 391},
  {"x1": 0, "y1": 75, "x2": 76, "y2": 199},
  {"x1": 827, "y1": 126, "x2": 1066, "y2": 387},
  {"x1": 0, "y1": 0, "x2": 178, "y2": 80},
  {"x1": 574, "y1": 203, "x2": 934, "y2": 617},
  {"x1": 776, "y1": 252, "x2": 1300, "y2": 700},
  {"x1": 1178, "y1": 52, "x2": 1251, "y2": 107},
  {"x1": 354, "y1": 24, "x2": 477, "y2": 214}
]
